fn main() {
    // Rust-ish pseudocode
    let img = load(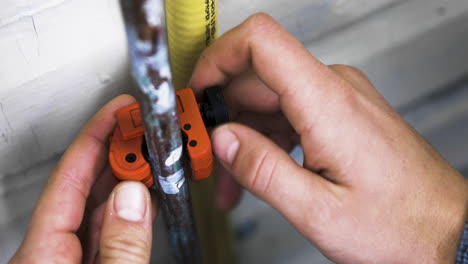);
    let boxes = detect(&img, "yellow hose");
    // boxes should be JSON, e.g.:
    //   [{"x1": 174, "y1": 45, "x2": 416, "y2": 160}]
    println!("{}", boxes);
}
[
  {"x1": 165, "y1": 0, "x2": 218, "y2": 90},
  {"x1": 165, "y1": 2, "x2": 236, "y2": 264}
]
